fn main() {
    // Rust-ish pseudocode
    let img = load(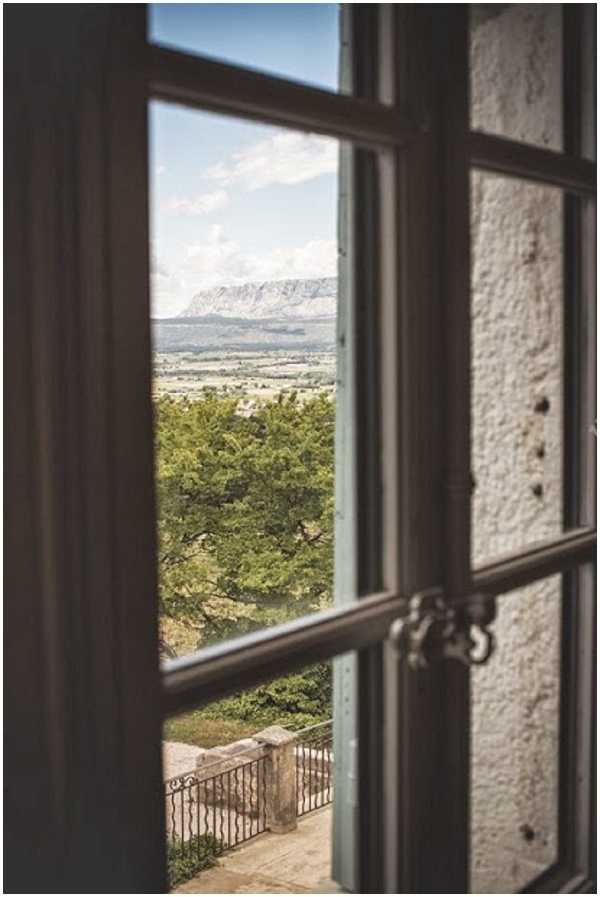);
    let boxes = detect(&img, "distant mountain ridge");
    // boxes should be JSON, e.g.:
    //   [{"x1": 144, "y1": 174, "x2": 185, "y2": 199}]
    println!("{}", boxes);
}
[{"x1": 179, "y1": 276, "x2": 337, "y2": 320}]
